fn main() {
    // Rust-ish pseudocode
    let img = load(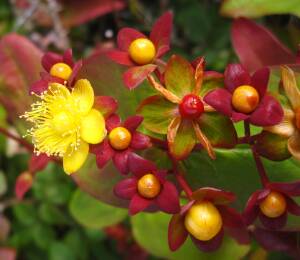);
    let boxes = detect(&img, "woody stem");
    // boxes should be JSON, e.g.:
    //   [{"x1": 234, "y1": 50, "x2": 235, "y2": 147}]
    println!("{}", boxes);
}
[{"x1": 0, "y1": 127, "x2": 33, "y2": 151}]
